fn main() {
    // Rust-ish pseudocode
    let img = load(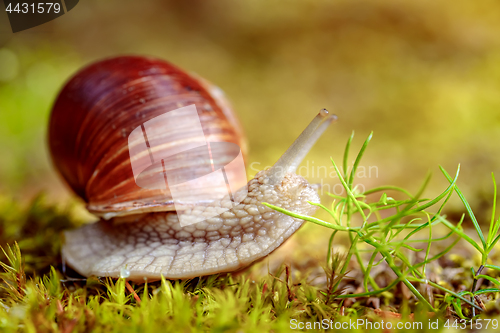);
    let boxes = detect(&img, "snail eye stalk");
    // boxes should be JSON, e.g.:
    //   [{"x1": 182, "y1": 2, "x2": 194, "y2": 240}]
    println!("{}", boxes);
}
[{"x1": 267, "y1": 109, "x2": 337, "y2": 185}]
